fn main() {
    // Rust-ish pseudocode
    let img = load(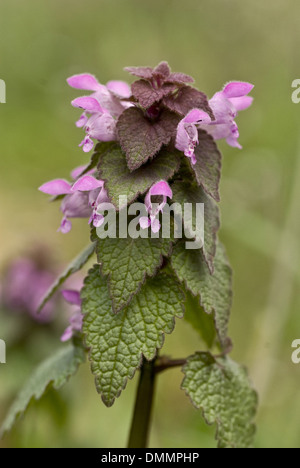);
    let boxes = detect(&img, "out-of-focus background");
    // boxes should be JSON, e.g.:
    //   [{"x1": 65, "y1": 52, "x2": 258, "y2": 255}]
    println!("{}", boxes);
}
[{"x1": 0, "y1": 0, "x2": 300, "y2": 448}]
